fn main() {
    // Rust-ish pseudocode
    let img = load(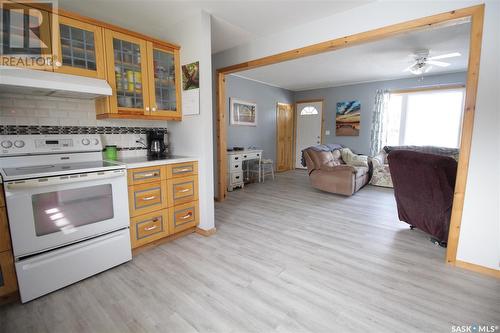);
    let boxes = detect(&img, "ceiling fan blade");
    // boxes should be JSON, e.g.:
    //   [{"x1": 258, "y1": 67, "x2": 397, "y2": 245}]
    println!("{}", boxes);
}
[
  {"x1": 429, "y1": 52, "x2": 461, "y2": 60},
  {"x1": 427, "y1": 60, "x2": 450, "y2": 67},
  {"x1": 403, "y1": 62, "x2": 417, "y2": 72}
]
